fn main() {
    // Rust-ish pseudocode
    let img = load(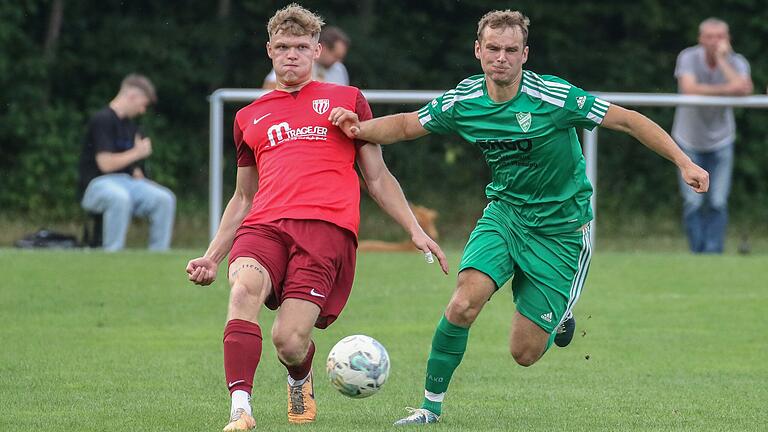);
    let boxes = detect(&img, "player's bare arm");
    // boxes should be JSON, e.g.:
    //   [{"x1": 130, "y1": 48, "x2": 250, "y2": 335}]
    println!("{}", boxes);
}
[
  {"x1": 186, "y1": 165, "x2": 259, "y2": 285},
  {"x1": 356, "y1": 143, "x2": 449, "y2": 274},
  {"x1": 600, "y1": 104, "x2": 709, "y2": 193},
  {"x1": 329, "y1": 109, "x2": 429, "y2": 144}
]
